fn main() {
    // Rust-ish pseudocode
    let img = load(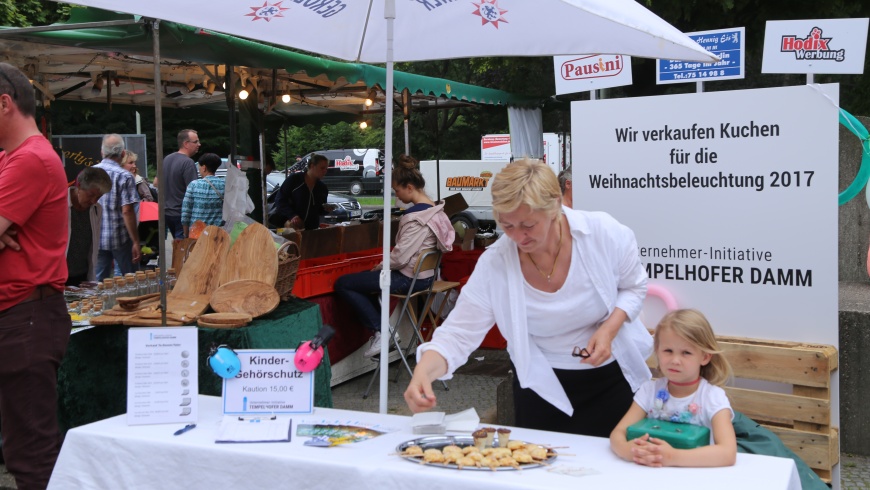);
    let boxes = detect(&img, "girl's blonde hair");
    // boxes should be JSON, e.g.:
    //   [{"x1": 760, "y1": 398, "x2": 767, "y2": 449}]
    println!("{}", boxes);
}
[
  {"x1": 491, "y1": 159, "x2": 562, "y2": 221},
  {"x1": 654, "y1": 309, "x2": 732, "y2": 386}
]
